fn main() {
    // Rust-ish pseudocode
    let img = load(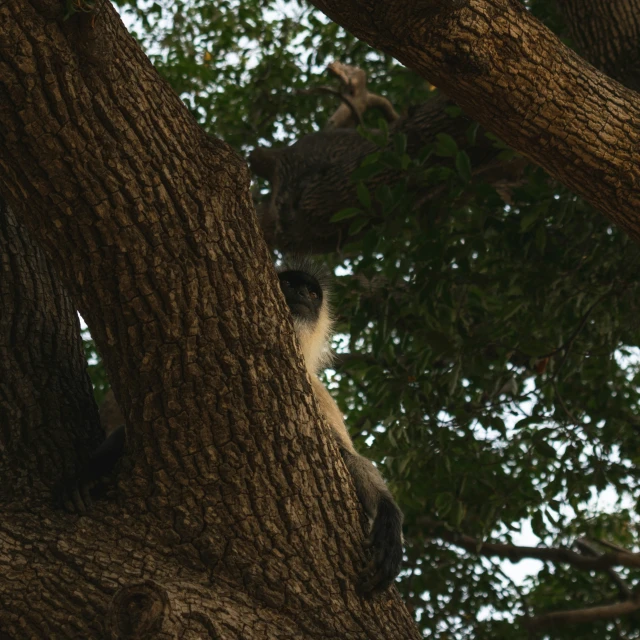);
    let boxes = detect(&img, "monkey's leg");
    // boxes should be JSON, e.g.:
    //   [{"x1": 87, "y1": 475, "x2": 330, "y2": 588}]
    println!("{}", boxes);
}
[
  {"x1": 340, "y1": 448, "x2": 404, "y2": 595},
  {"x1": 61, "y1": 424, "x2": 125, "y2": 513}
]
